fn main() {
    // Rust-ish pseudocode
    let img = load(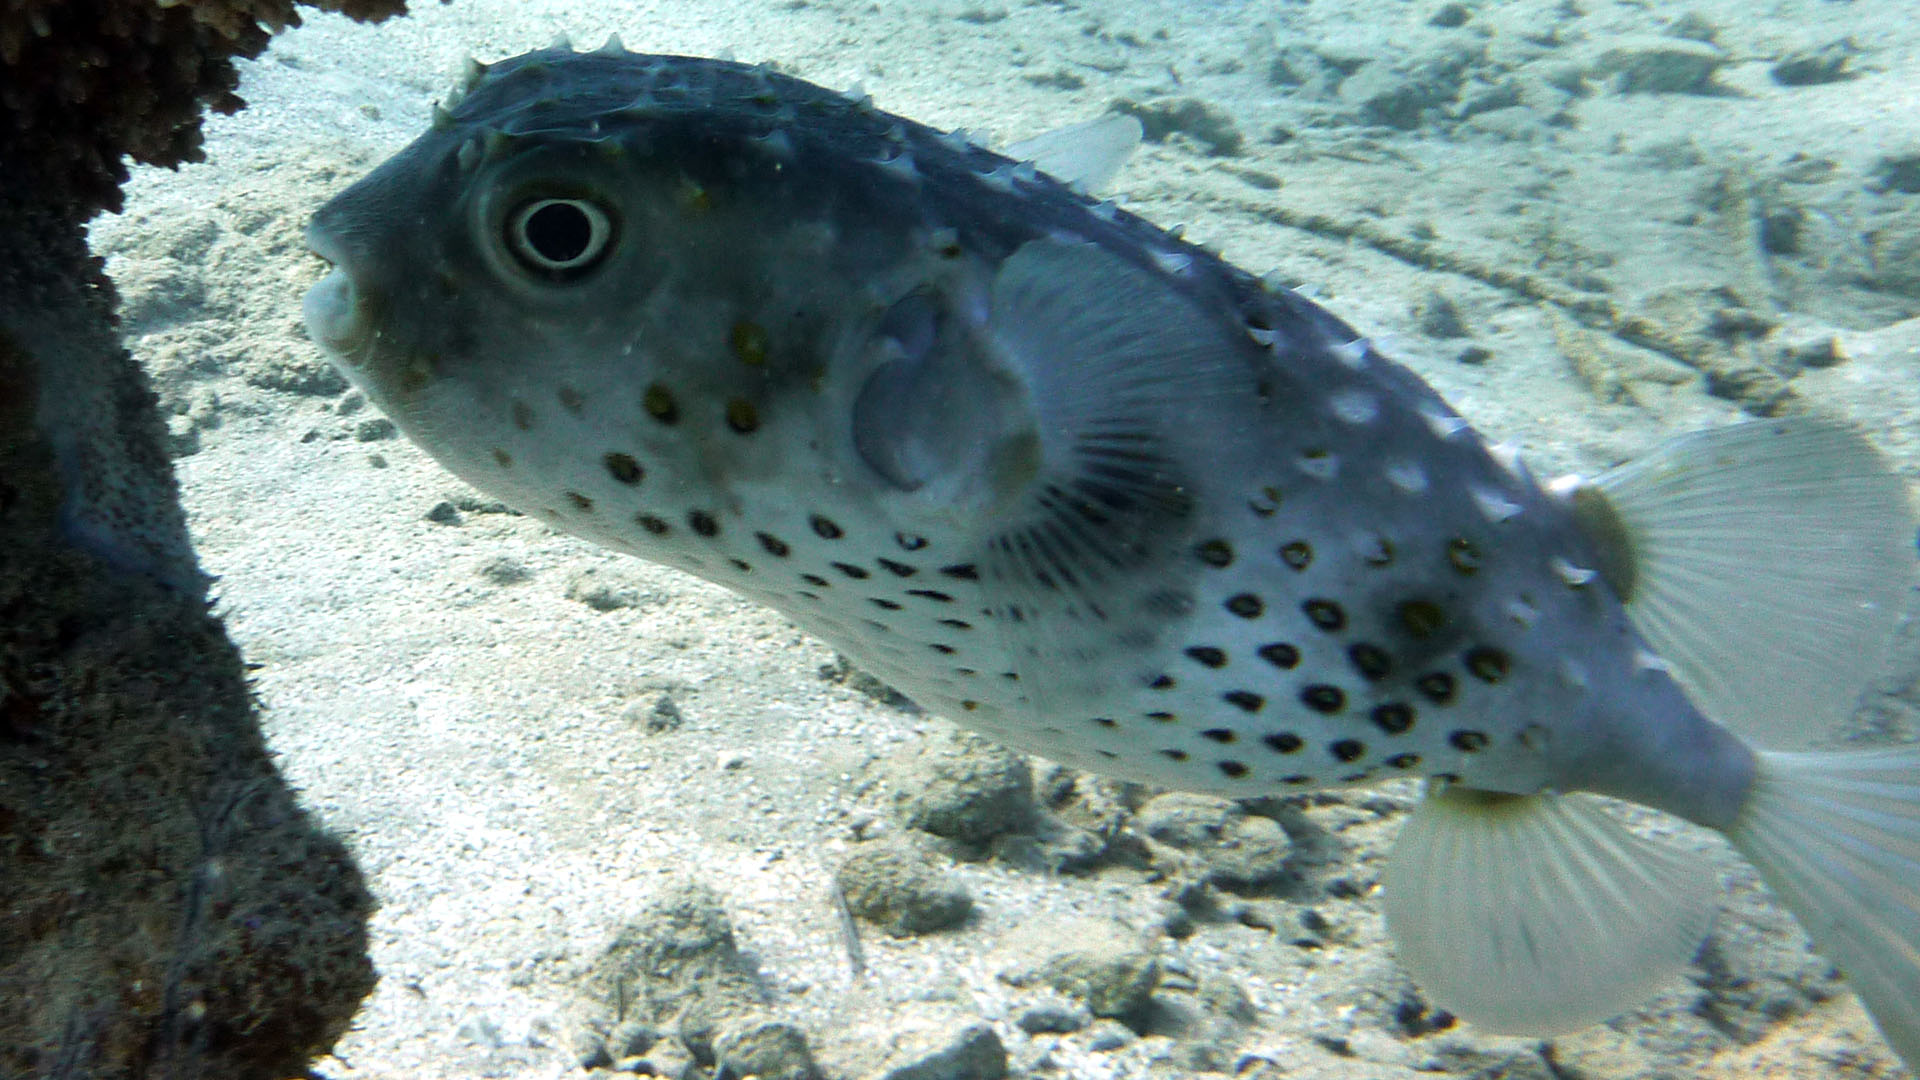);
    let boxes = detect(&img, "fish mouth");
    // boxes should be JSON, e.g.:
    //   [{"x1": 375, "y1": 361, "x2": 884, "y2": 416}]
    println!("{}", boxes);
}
[{"x1": 301, "y1": 220, "x2": 375, "y2": 364}]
